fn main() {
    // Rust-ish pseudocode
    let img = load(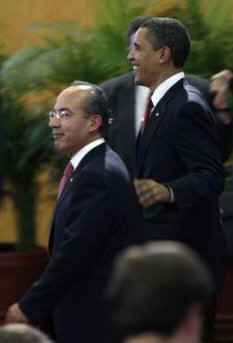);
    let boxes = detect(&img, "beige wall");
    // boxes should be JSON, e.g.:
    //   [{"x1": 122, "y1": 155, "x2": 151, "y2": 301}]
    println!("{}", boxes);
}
[
  {"x1": 1, "y1": 0, "x2": 96, "y2": 53},
  {"x1": 0, "y1": 0, "x2": 183, "y2": 53}
]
